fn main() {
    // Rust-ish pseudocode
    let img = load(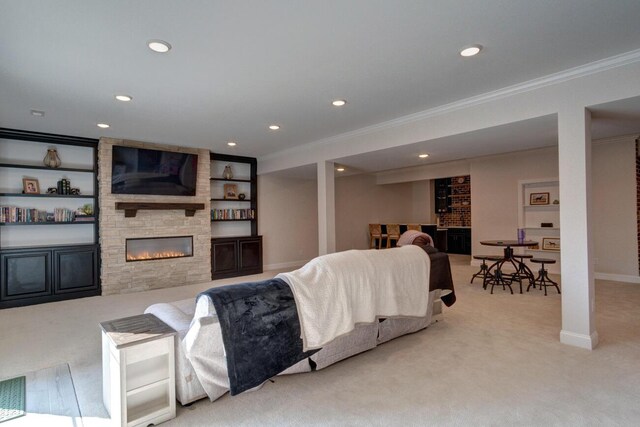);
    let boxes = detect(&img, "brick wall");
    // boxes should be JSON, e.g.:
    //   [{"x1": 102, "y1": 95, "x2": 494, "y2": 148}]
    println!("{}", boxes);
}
[
  {"x1": 99, "y1": 138, "x2": 211, "y2": 295},
  {"x1": 440, "y1": 175, "x2": 471, "y2": 227}
]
